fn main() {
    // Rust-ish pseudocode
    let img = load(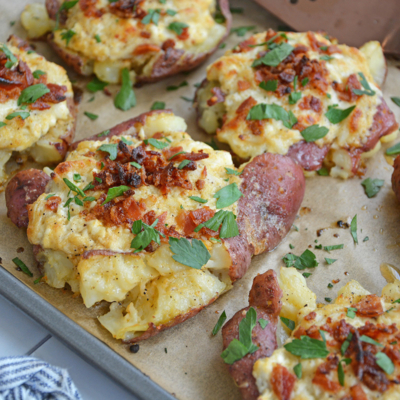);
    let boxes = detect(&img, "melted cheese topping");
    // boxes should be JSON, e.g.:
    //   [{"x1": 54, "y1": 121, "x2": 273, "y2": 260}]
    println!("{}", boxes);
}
[
  {"x1": 0, "y1": 41, "x2": 74, "y2": 153},
  {"x1": 253, "y1": 278, "x2": 400, "y2": 399},
  {"x1": 198, "y1": 32, "x2": 383, "y2": 161},
  {"x1": 53, "y1": 0, "x2": 226, "y2": 77},
  {"x1": 27, "y1": 112, "x2": 241, "y2": 340}
]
